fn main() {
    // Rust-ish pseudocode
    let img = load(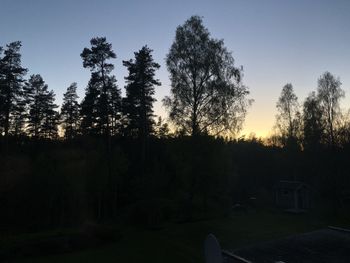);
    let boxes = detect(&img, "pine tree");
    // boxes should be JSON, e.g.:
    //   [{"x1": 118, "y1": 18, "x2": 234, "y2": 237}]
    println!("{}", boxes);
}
[
  {"x1": 24, "y1": 74, "x2": 46, "y2": 137},
  {"x1": 0, "y1": 42, "x2": 27, "y2": 137},
  {"x1": 107, "y1": 76, "x2": 122, "y2": 136},
  {"x1": 11, "y1": 95, "x2": 26, "y2": 137},
  {"x1": 80, "y1": 37, "x2": 121, "y2": 137},
  {"x1": 61, "y1": 82, "x2": 80, "y2": 139},
  {"x1": 24, "y1": 74, "x2": 59, "y2": 139},
  {"x1": 0, "y1": 46, "x2": 4, "y2": 135},
  {"x1": 123, "y1": 46, "x2": 161, "y2": 138},
  {"x1": 42, "y1": 90, "x2": 59, "y2": 139},
  {"x1": 80, "y1": 73, "x2": 100, "y2": 135}
]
